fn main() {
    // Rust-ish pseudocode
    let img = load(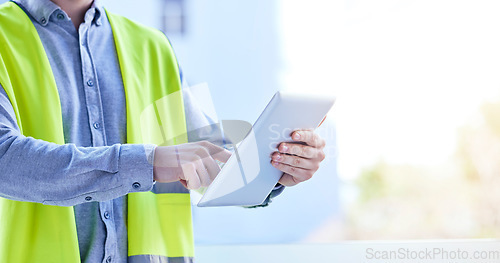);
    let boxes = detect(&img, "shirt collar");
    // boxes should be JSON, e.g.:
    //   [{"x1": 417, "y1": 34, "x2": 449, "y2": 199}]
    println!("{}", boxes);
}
[{"x1": 13, "y1": 0, "x2": 104, "y2": 27}]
